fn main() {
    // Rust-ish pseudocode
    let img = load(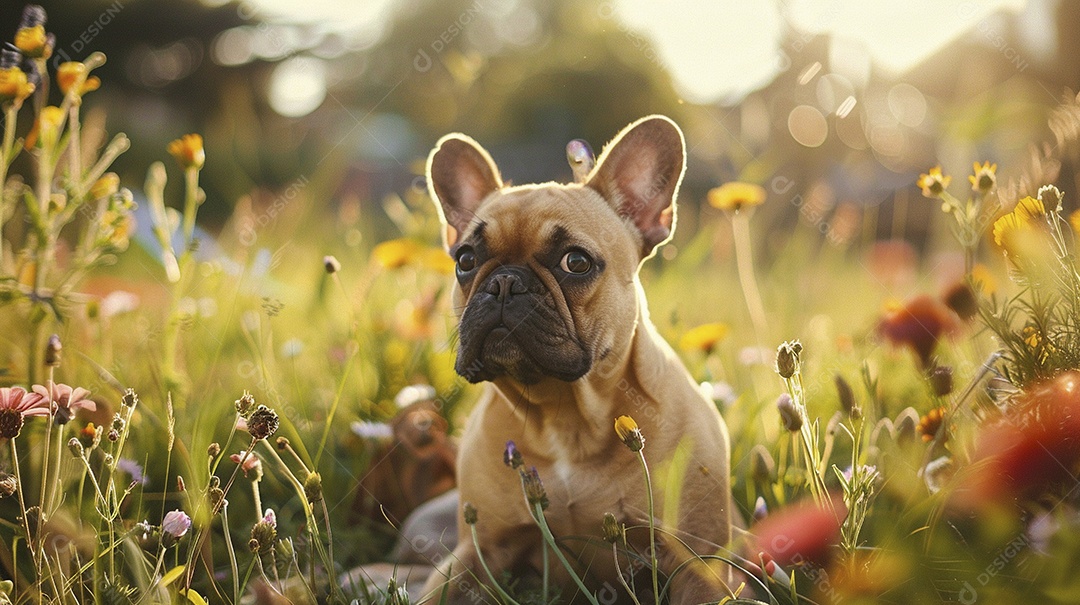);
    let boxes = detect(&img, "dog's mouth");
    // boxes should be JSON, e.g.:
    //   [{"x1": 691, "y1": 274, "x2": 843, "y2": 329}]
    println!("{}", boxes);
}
[{"x1": 455, "y1": 266, "x2": 591, "y2": 384}]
